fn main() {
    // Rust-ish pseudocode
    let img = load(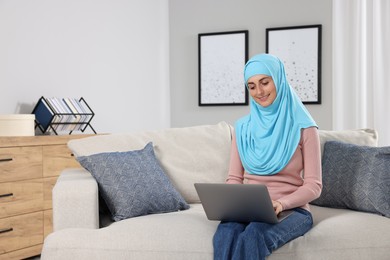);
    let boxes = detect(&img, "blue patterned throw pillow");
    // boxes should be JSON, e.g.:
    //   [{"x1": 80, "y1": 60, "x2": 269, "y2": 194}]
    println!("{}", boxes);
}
[
  {"x1": 77, "y1": 142, "x2": 189, "y2": 221},
  {"x1": 311, "y1": 141, "x2": 390, "y2": 217}
]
